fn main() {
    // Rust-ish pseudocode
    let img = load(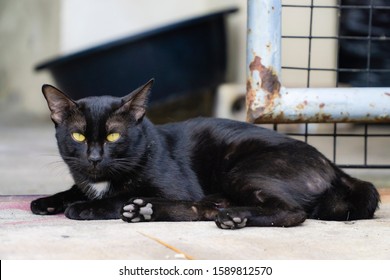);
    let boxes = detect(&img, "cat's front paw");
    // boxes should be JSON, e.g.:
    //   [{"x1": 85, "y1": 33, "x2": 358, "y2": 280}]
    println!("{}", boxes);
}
[
  {"x1": 215, "y1": 209, "x2": 248, "y2": 229},
  {"x1": 64, "y1": 202, "x2": 95, "y2": 220},
  {"x1": 31, "y1": 196, "x2": 65, "y2": 215},
  {"x1": 64, "y1": 201, "x2": 120, "y2": 220},
  {"x1": 121, "y1": 198, "x2": 153, "y2": 223}
]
